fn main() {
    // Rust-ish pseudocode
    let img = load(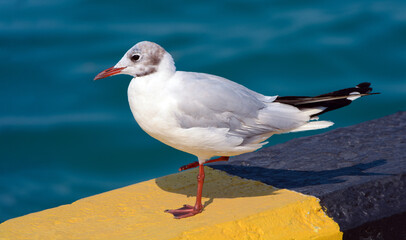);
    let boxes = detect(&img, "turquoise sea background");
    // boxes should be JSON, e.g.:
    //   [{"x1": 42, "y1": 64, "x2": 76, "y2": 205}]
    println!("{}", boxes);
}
[{"x1": 1, "y1": 0, "x2": 405, "y2": 222}]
